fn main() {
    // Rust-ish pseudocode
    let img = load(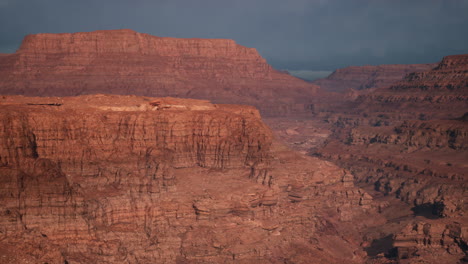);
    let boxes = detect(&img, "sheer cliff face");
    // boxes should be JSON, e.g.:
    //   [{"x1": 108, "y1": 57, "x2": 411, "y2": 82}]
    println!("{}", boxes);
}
[
  {"x1": 0, "y1": 95, "x2": 271, "y2": 170},
  {"x1": 312, "y1": 63, "x2": 436, "y2": 93},
  {"x1": 0, "y1": 29, "x2": 318, "y2": 116},
  {"x1": 0, "y1": 95, "x2": 373, "y2": 263}
]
